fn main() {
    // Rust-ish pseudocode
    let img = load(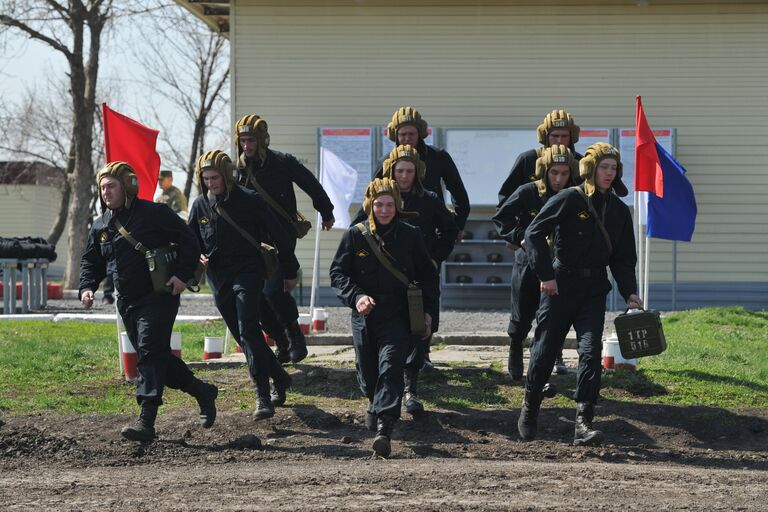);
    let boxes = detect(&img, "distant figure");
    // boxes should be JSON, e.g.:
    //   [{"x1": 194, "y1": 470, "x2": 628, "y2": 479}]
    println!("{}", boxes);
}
[{"x1": 155, "y1": 170, "x2": 188, "y2": 220}]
